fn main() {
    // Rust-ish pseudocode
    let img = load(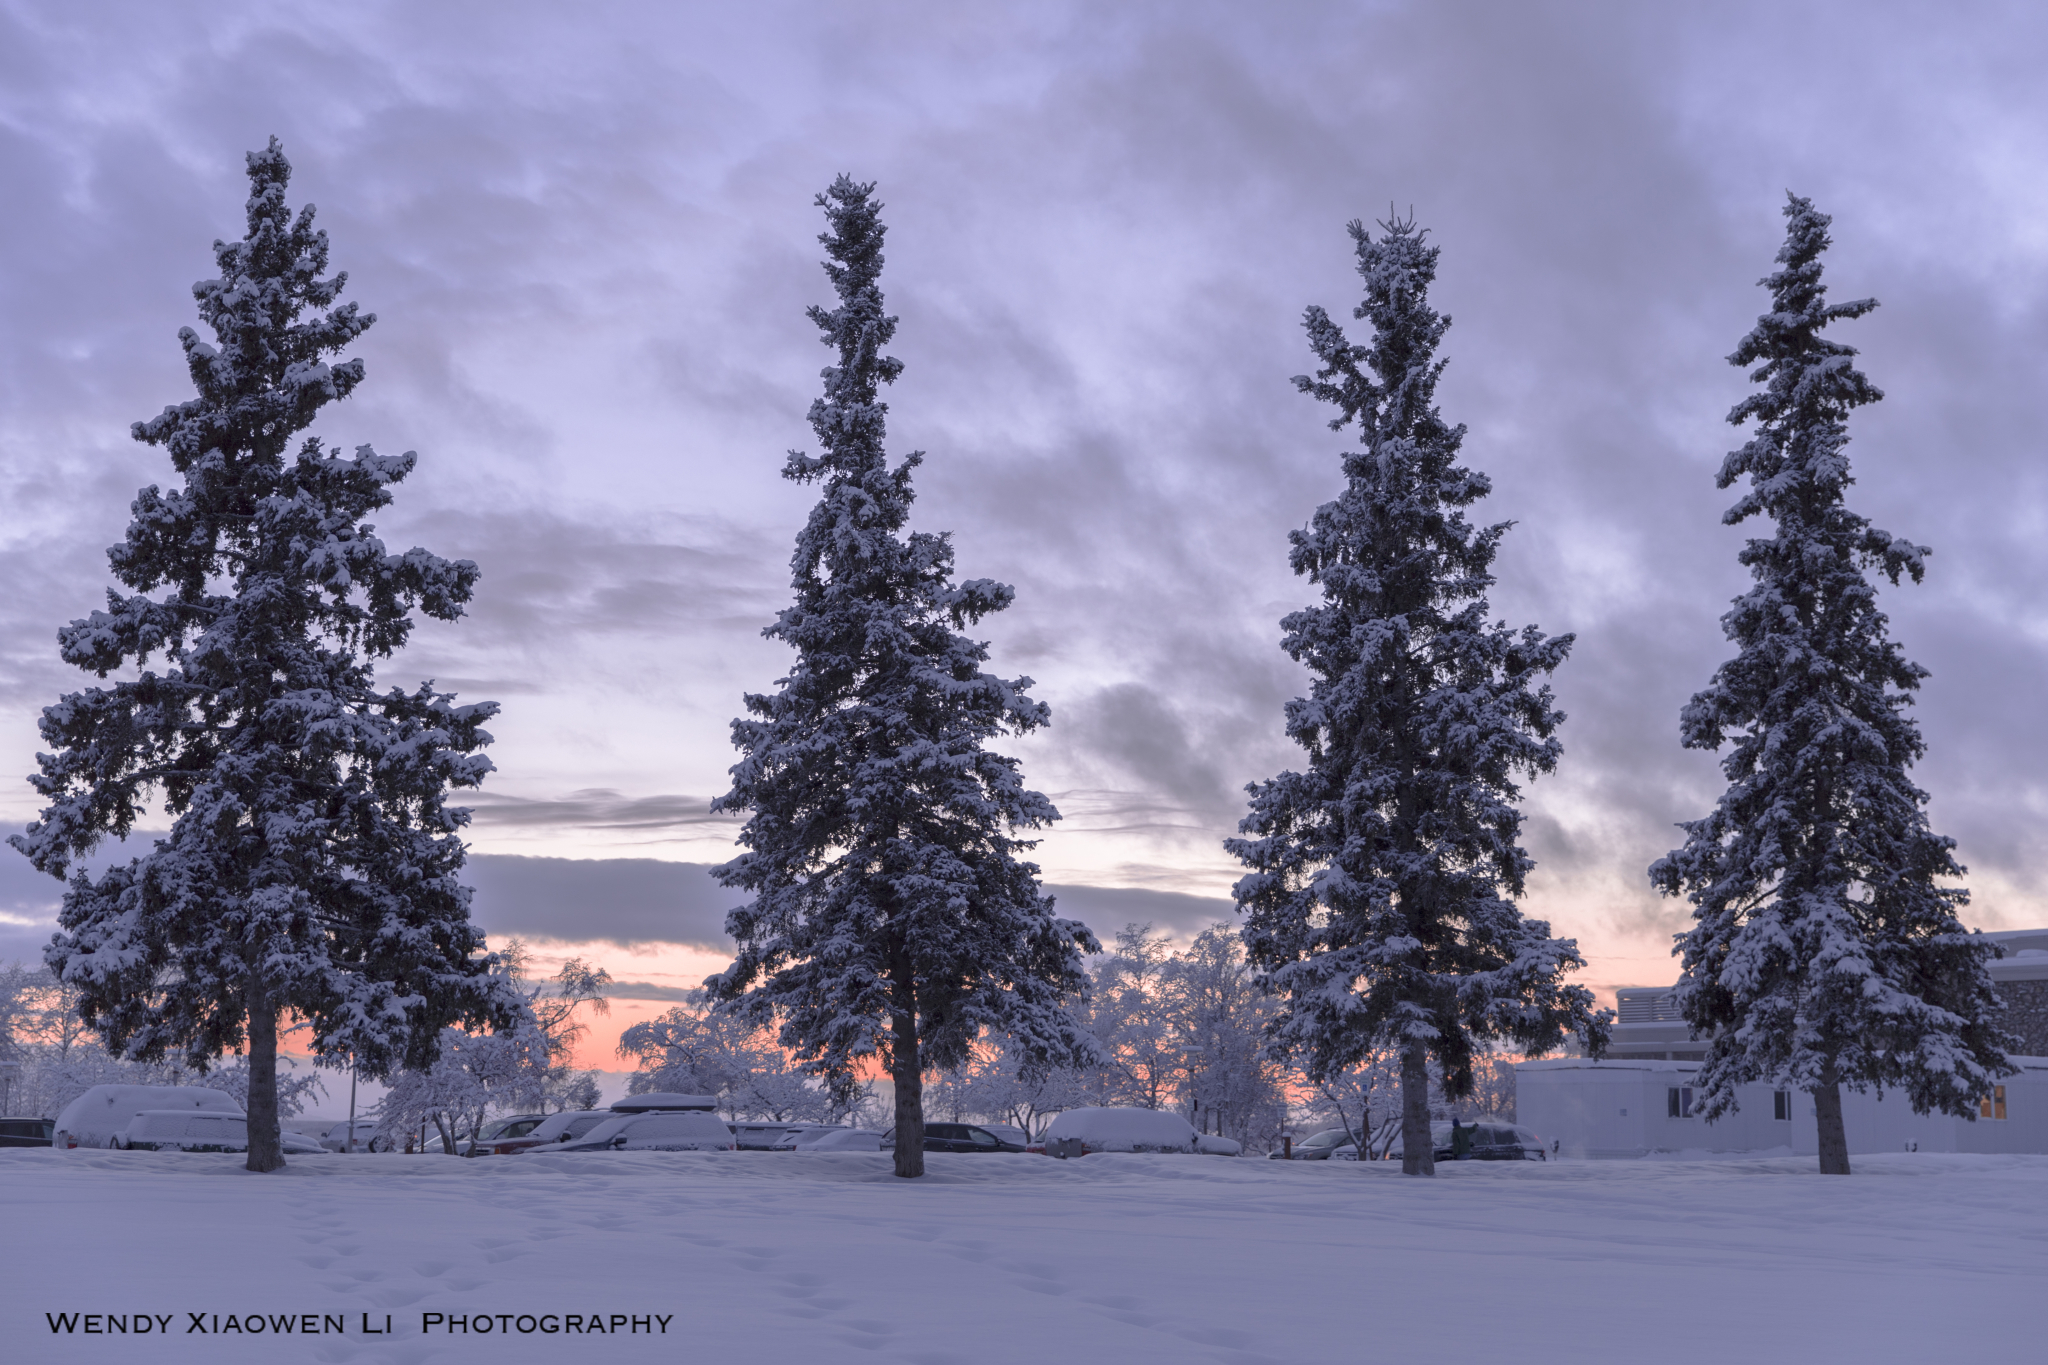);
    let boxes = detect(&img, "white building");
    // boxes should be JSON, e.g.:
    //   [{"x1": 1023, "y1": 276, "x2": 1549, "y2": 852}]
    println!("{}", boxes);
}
[
  {"x1": 1518, "y1": 928, "x2": 2048, "y2": 1158},
  {"x1": 1518, "y1": 1056, "x2": 2048, "y2": 1158}
]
